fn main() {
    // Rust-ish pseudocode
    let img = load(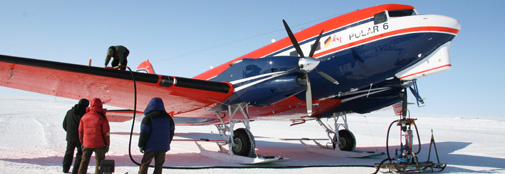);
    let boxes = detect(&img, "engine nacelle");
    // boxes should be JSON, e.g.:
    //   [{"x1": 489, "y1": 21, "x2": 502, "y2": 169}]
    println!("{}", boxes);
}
[
  {"x1": 212, "y1": 56, "x2": 300, "y2": 82},
  {"x1": 210, "y1": 56, "x2": 306, "y2": 106},
  {"x1": 236, "y1": 75, "x2": 305, "y2": 106}
]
